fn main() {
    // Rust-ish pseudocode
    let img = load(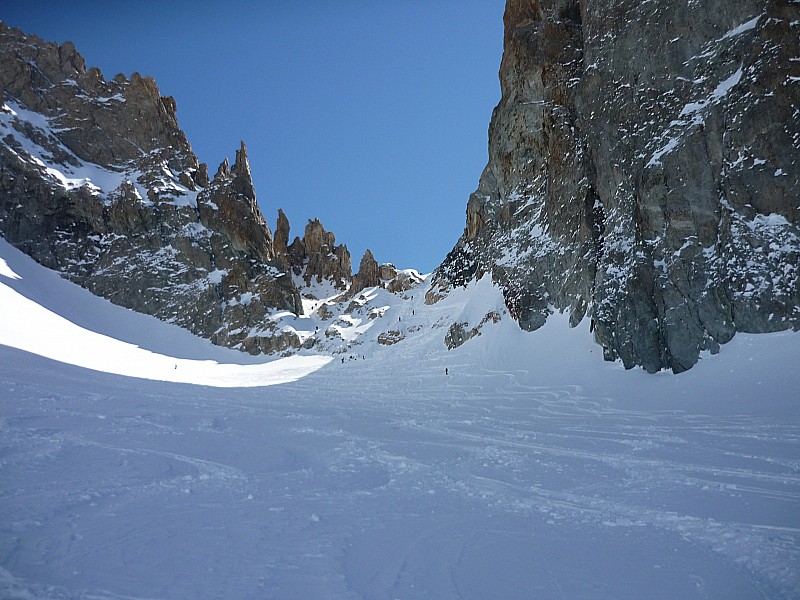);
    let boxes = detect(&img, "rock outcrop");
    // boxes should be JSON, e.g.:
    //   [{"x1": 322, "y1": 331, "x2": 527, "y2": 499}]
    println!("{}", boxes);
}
[
  {"x1": 350, "y1": 249, "x2": 380, "y2": 295},
  {"x1": 432, "y1": 0, "x2": 799, "y2": 372},
  {"x1": 276, "y1": 216, "x2": 352, "y2": 289},
  {"x1": 444, "y1": 311, "x2": 502, "y2": 350},
  {"x1": 0, "y1": 22, "x2": 301, "y2": 354},
  {"x1": 349, "y1": 249, "x2": 424, "y2": 297},
  {"x1": 274, "y1": 208, "x2": 291, "y2": 267}
]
